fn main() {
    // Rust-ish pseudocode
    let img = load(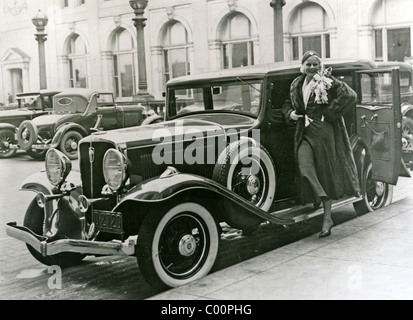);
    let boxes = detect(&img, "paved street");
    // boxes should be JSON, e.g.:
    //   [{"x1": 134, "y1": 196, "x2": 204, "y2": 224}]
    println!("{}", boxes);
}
[{"x1": 0, "y1": 151, "x2": 412, "y2": 300}]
